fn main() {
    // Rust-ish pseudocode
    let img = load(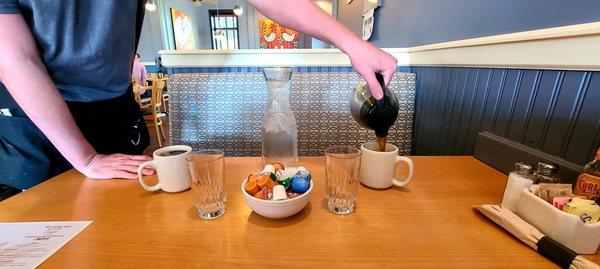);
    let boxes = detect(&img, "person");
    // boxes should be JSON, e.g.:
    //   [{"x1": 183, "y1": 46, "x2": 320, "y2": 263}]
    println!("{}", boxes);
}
[
  {"x1": 132, "y1": 53, "x2": 148, "y2": 87},
  {"x1": 132, "y1": 53, "x2": 151, "y2": 98},
  {"x1": 0, "y1": 0, "x2": 397, "y2": 191}
]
